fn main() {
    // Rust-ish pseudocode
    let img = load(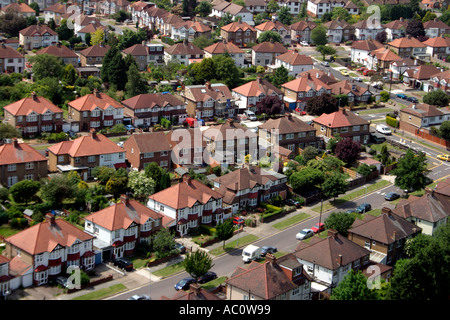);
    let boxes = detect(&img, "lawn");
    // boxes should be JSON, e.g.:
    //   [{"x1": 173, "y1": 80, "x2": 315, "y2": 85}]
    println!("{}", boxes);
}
[
  {"x1": 209, "y1": 234, "x2": 259, "y2": 256},
  {"x1": 312, "y1": 180, "x2": 391, "y2": 213},
  {"x1": 71, "y1": 283, "x2": 127, "y2": 300},
  {"x1": 271, "y1": 212, "x2": 311, "y2": 230}
]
